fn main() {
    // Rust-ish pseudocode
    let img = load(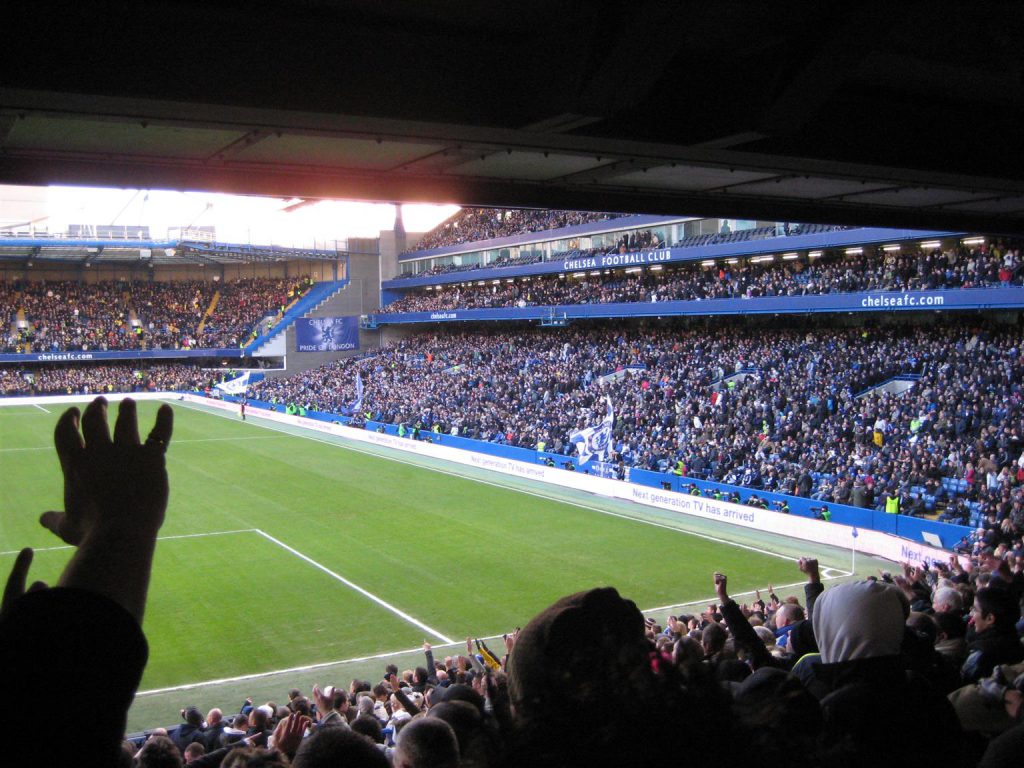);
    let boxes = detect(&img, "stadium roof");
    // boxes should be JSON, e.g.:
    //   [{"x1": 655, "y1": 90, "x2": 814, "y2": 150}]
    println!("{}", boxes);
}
[
  {"x1": 2, "y1": 3, "x2": 1024, "y2": 233},
  {"x1": 0, "y1": 238, "x2": 346, "y2": 266}
]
